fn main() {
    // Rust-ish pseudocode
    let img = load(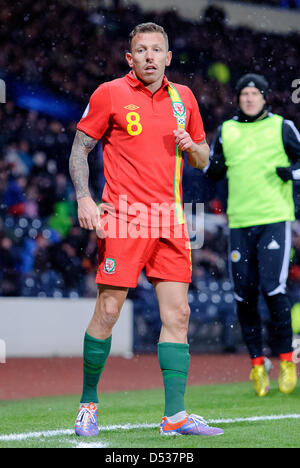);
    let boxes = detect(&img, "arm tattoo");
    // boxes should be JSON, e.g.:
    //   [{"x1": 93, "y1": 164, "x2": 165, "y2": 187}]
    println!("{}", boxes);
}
[{"x1": 69, "y1": 130, "x2": 98, "y2": 200}]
